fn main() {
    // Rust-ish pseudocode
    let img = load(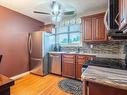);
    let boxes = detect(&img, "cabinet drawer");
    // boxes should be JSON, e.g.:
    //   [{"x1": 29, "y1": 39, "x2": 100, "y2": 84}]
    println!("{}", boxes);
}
[
  {"x1": 63, "y1": 54, "x2": 75, "y2": 63},
  {"x1": 76, "y1": 55, "x2": 91, "y2": 63},
  {"x1": 63, "y1": 60, "x2": 75, "y2": 63},
  {"x1": 77, "y1": 55, "x2": 86, "y2": 59},
  {"x1": 63, "y1": 54, "x2": 75, "y2": 58}
]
